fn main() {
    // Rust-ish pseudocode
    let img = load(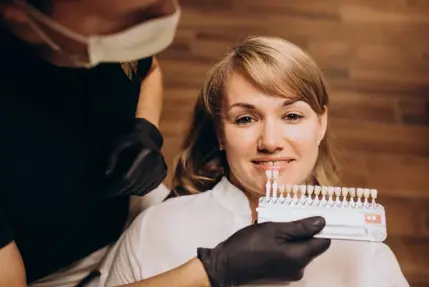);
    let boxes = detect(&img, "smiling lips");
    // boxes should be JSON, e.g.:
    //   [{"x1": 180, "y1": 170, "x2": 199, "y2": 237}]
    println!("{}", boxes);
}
[{"x1": 251, "y1": 158, "x2": 295, "y2": 171}]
